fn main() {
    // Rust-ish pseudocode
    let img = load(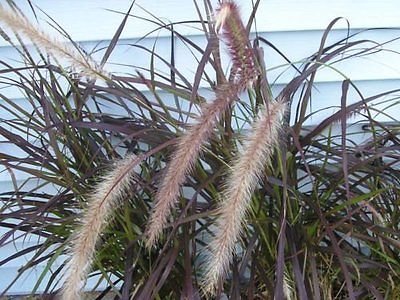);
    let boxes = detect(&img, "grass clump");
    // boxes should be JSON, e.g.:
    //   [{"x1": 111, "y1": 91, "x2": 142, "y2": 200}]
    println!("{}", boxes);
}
[{"x1": 0, "y1": 0, "x2": 400, "y2": 299}]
